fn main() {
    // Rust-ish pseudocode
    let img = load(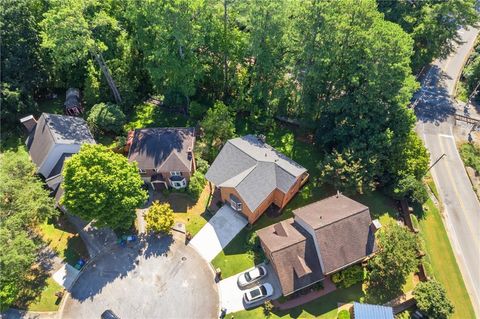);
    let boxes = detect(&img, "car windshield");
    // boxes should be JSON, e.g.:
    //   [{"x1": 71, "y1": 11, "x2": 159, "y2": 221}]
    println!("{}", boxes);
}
[
  {"x1": 244, "y1": 272, "x2": 252, "y2": 281},
  {"x1": 258, "y1": 267, "x2": 265, "y2": 276}
]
